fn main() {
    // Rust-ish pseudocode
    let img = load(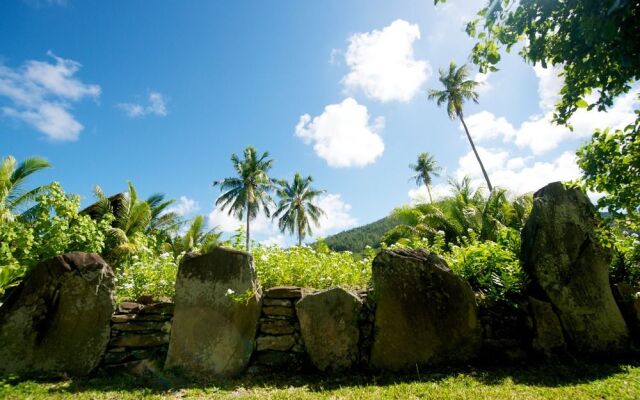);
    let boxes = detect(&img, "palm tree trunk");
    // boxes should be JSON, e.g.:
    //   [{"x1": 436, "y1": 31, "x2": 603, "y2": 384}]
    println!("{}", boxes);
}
[
  {"x1": 246, "y1": 208, "x2": 251, "y2": 252},
  {"x1": 427, "y1": 185, "x2": 433, "y2": 203},
  {"x1": 458, "y1": 111, "x2": 493, "y2": 192}
]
